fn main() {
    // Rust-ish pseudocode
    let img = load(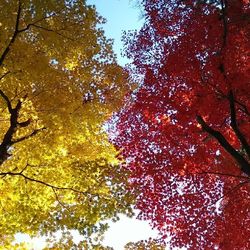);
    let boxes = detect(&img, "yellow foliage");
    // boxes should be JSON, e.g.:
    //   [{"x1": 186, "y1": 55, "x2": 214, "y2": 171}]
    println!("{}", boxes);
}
[{"x1": 0, "y1": 0, "x2": 133, "y2": 247}]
